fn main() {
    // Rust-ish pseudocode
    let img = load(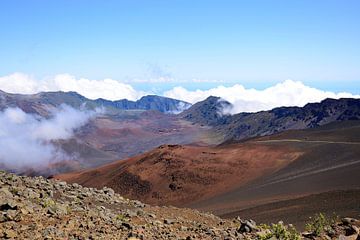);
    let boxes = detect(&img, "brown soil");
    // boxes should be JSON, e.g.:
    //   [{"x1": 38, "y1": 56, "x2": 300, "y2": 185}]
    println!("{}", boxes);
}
[
  {"x1": 56, "y1": 143, "x2": 301, "y2": 206},
  {"x1": 56, "y1": 121, "x2": 360, "y2": 228}
]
